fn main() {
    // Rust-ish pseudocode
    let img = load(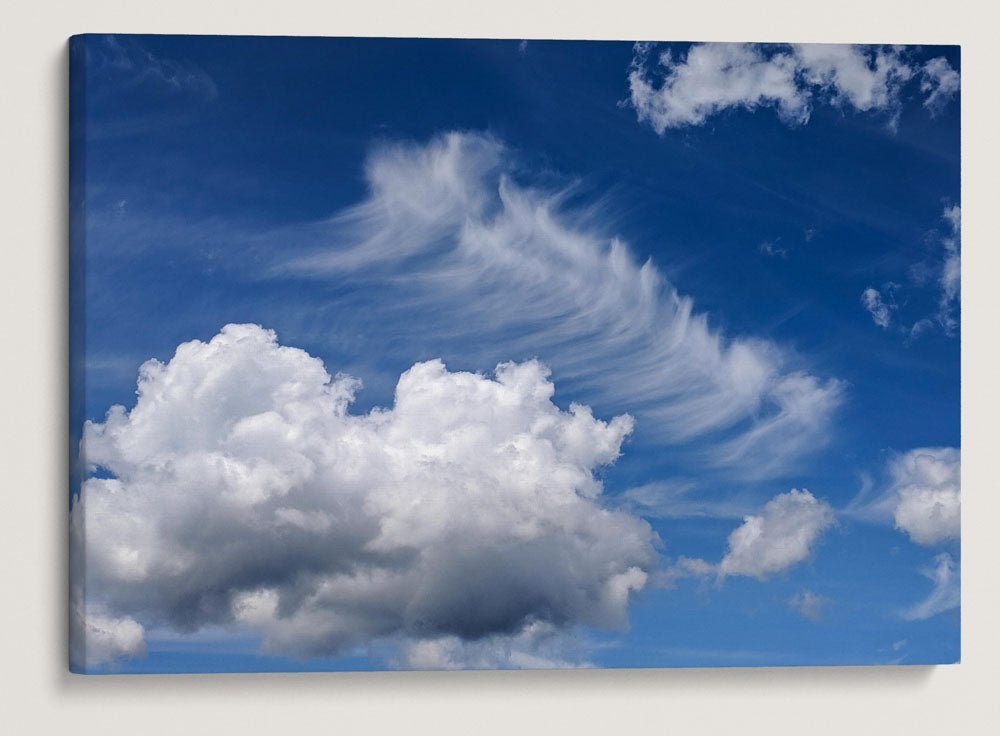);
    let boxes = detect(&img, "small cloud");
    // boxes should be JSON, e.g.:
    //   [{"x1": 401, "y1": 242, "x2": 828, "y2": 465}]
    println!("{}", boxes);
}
[
  {"x1": 908, "y1": 260, "x2": 934, "y2": 287},
  {"x1": 759, "y1": 240, "x2": 789, "y2": 258},
  {"x1": 861, "y1": 286, "x2": 895, "y2": 328},
  {"x1": 921, "y1": 57, "x2": 960, "y2": 114},
  {"x1": 787, "y1": 590, "x2": 830, "y2": 621},
  {"x1": 662, "y1": 489, "x2": 836, "y2": 586},
  {"x1": 843, "y1": 446, "x2": 959, "y2": 547},
  {"x1": 718, "y1": 489, "x2": 835, "y2": 581},
  {"x1": 890, "y1": 447, "x2": 960, "y2": 546},
  {"x1": 892, "y1": 639, "x2": 907, "y2": 651},
  {"x1": 902, "y1": 553, "x2": 960, "y2": 621},
  {"x1": 658, "y1": 555, "x2": 716, "y2": 589},
  {"x1": 518, "y1": 40, "x2": 529, "y2": 55},
  {"x1": 803, "y1": 228, "x2": 816, "y2": 242},
  {"x1": 868, "y1": 206, "x2": 960, "y2": 339},
  {"x1": 909, "y1": 318, "x2": 935, "y2": 338}
]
